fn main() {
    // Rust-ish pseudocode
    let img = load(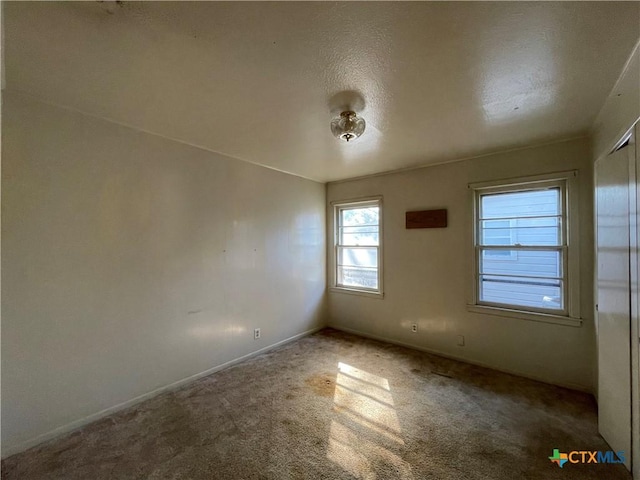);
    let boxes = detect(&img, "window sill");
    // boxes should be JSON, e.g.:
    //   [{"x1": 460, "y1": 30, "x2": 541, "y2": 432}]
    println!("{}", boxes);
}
[
  {"x1": 329, "y1": 286, "x2": 384, "y2": 299},
  {"x1": 466, "y1": 304, "x2": 582, "y2": 327}
]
